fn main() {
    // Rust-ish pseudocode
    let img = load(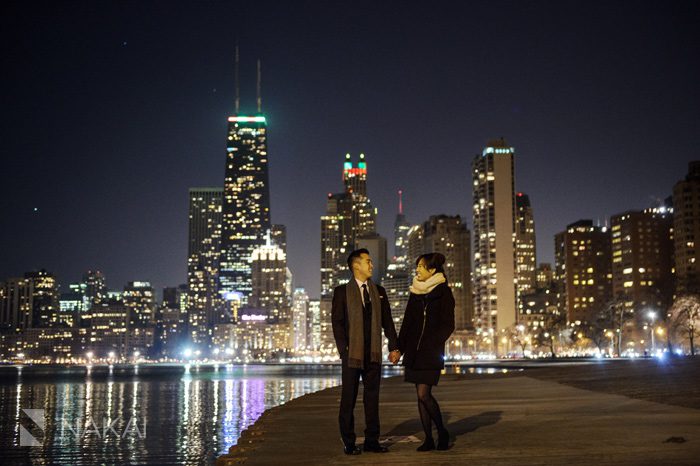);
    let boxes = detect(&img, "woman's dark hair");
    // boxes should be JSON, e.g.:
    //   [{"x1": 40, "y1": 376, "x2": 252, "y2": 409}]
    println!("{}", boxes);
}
[{"x1": 416, "y1": 252, "x2": 446, "y2": 276}]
